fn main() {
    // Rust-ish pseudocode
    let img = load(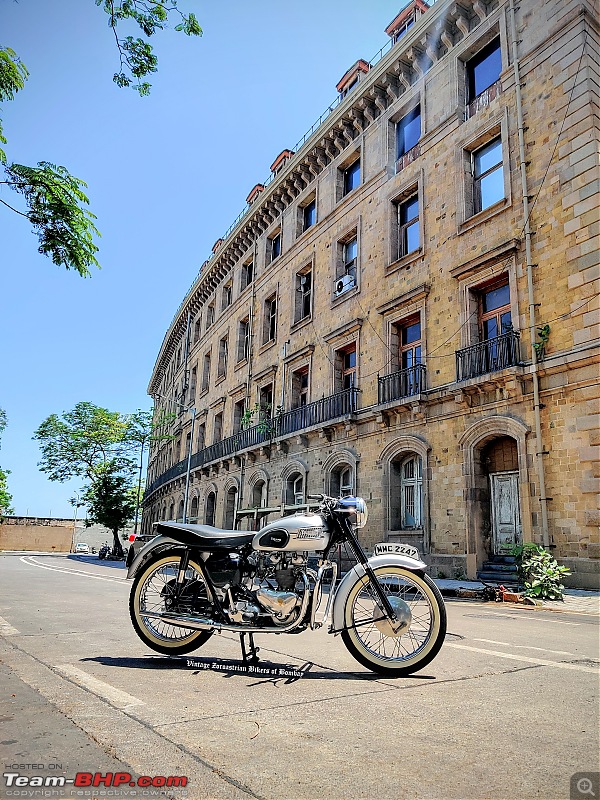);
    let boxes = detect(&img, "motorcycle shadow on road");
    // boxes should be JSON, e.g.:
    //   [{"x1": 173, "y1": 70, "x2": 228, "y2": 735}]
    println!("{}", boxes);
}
[
  {"x1": 67, "y1": 555, "x2": 127, "y2": 570},
  {"x1": 81, "y1": 655, "x2": 437, "y2": 684}
]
